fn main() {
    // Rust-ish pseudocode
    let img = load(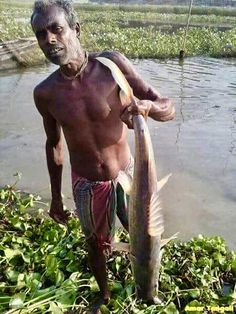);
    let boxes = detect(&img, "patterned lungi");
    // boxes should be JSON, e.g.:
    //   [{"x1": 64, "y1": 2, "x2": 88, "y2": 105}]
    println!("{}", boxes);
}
[{"x1": 72, "y1": 157, "x2": 134, "y2": 250}]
